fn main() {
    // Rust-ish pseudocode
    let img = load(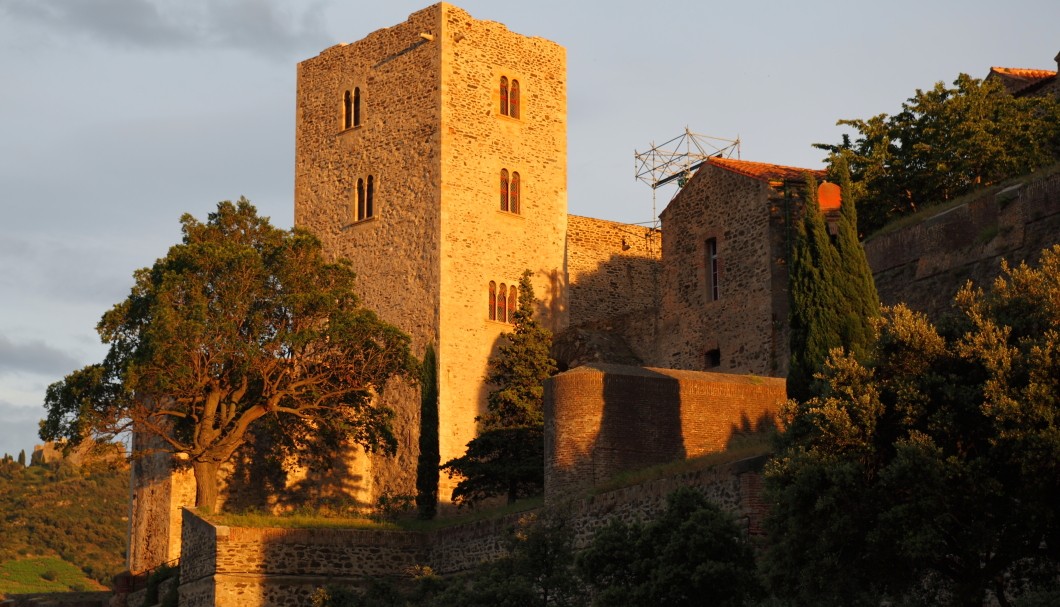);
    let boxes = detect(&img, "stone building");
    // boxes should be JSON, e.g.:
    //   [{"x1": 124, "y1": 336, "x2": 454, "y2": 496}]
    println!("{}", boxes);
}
[
  {"x1": 127, "y1": 3, "x2": 811, "y2": 575},
  {"x1": 293, "y1": 2, "x2": 568, "y2": 504}
]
